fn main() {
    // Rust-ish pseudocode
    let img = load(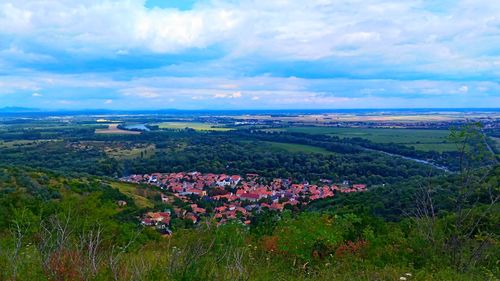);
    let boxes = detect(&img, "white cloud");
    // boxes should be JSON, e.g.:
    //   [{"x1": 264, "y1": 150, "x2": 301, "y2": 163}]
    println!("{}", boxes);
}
[
  {"x1": 104, "y1": 99, "x2": 113, "y2": 104},
  {"x1": 0, "y1": 0, "x2": 498, "y2": 70},
  {"x1": 57, "y1": 99, "x2": 74, "y2": 104},
  {"x1": 214, "y1": 91, "x2": 242, "y2": 98},
  {"x1": 119, "y1": 87, "x2": 161, "y2": 98},
  {"x1": 0, "y1": 0, "x2": 239, "y2": 54},
  {"x1": 32, "y1": 92, "x2": 42, "y2": 97},
  {"x1": 0, "y1": 3, "x2": 32, "y2": 33},
  {"x1": 0, "y1": 73, "x2": 498, "y2": 109}
]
